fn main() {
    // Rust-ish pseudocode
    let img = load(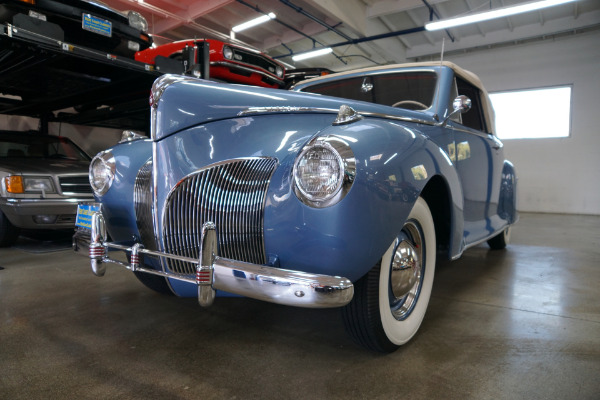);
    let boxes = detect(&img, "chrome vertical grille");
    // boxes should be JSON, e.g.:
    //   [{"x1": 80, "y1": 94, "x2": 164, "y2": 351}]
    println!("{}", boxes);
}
[
  {"x1": 162, "y1": 157, "x2": 278, "y2": 275},
  {"x1": 134, "y1": 159, "x2": 157, "y2": 250}
]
